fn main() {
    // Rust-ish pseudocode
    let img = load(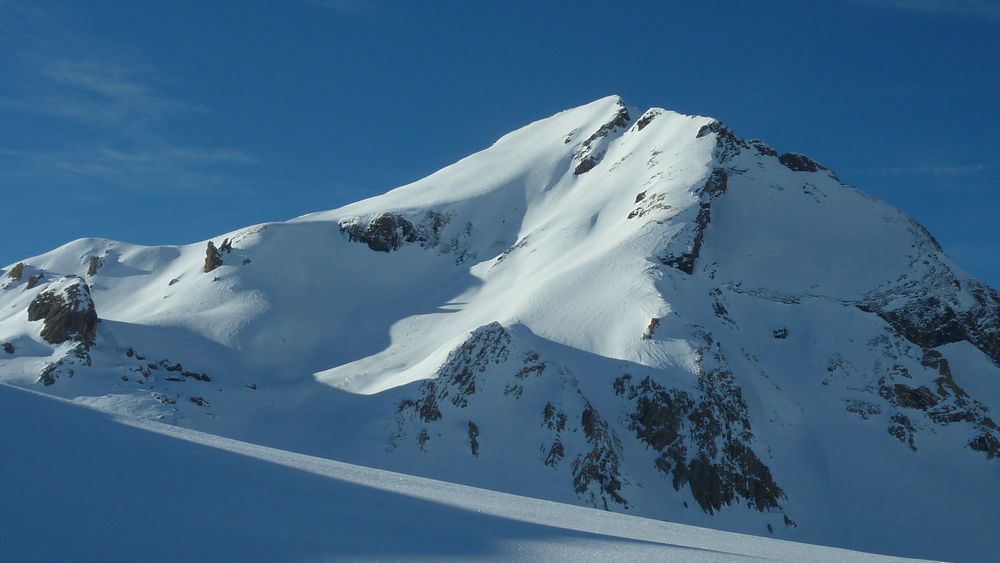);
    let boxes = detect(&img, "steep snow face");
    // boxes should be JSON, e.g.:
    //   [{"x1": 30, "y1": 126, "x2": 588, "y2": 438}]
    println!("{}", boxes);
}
[
  {"x1": 2, "y1": 95, "x2": 1000, "y2": 561},
  {"x1": 312, "y1": 98, "x2": 720, "y2": 392}
]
